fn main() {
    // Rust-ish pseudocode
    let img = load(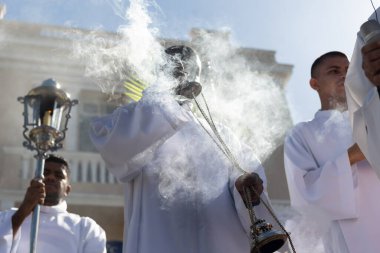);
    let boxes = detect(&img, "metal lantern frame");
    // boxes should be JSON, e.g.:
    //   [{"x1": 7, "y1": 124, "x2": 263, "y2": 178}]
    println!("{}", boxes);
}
[
  {"x1": 18, "y1": 80, "x2": 78, "y2": 155},
  {"x1": 17, "y1": 78, "x2": 78, "y2": 253}
]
